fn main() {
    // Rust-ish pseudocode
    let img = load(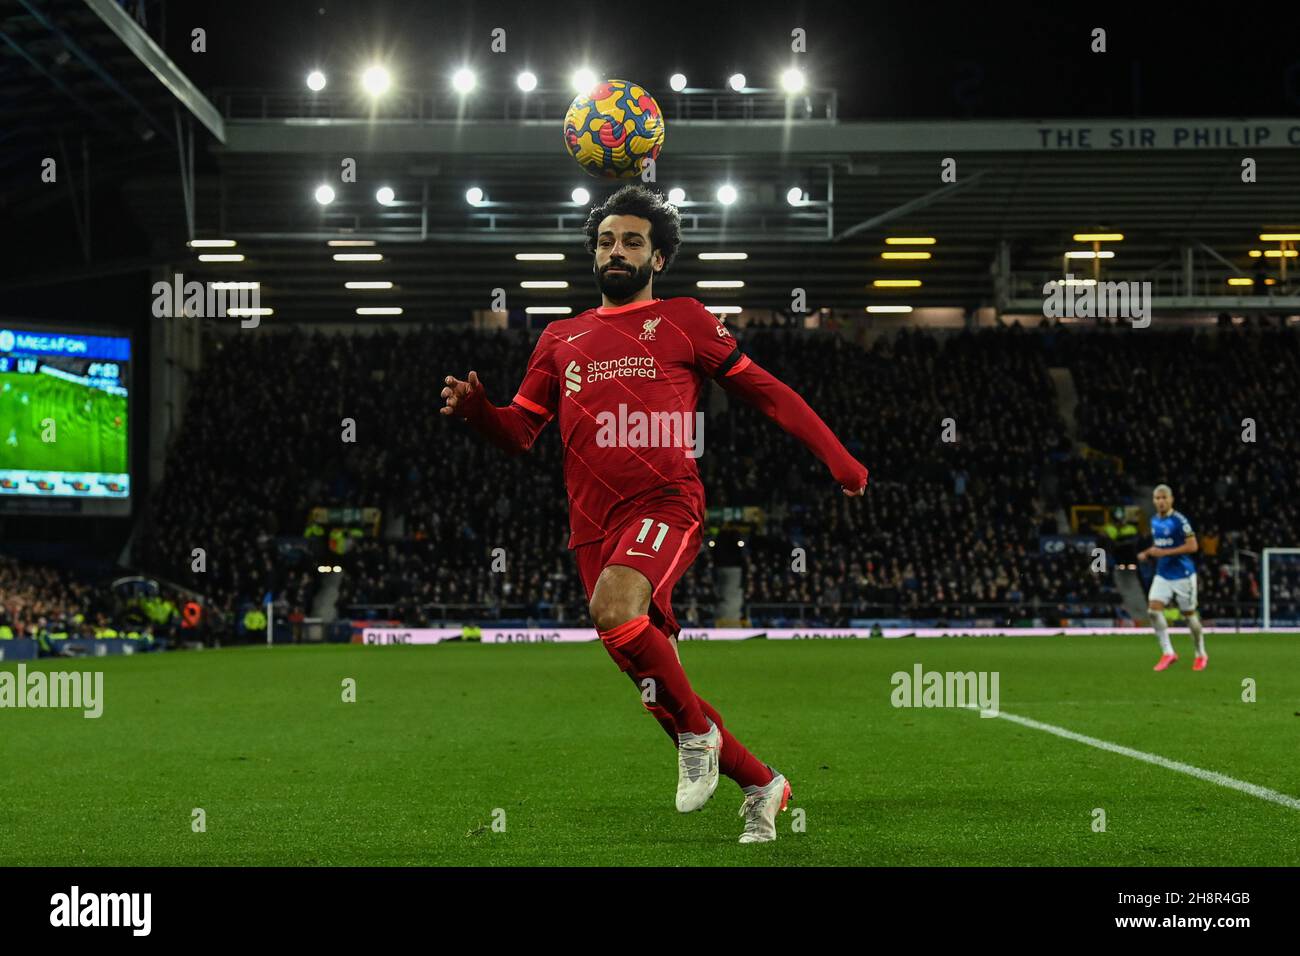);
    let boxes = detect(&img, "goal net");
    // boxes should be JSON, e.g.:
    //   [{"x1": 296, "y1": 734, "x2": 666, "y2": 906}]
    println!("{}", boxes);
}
[{"x1": 1262, "y1": 548, "x2": 1300, "y2": 629}]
